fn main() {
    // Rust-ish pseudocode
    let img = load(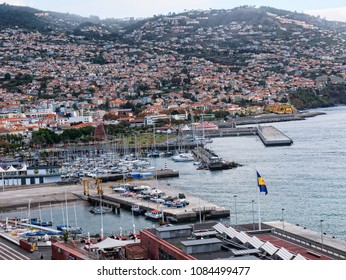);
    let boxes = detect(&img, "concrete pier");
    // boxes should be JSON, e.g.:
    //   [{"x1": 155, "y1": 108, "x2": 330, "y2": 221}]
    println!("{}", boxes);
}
[
  {"x1": 257, "y1": 125, "x2": 293, "y2": 146},
  {"x1": 100, "y1": 180, "x2": 230, "y2": 223}
]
